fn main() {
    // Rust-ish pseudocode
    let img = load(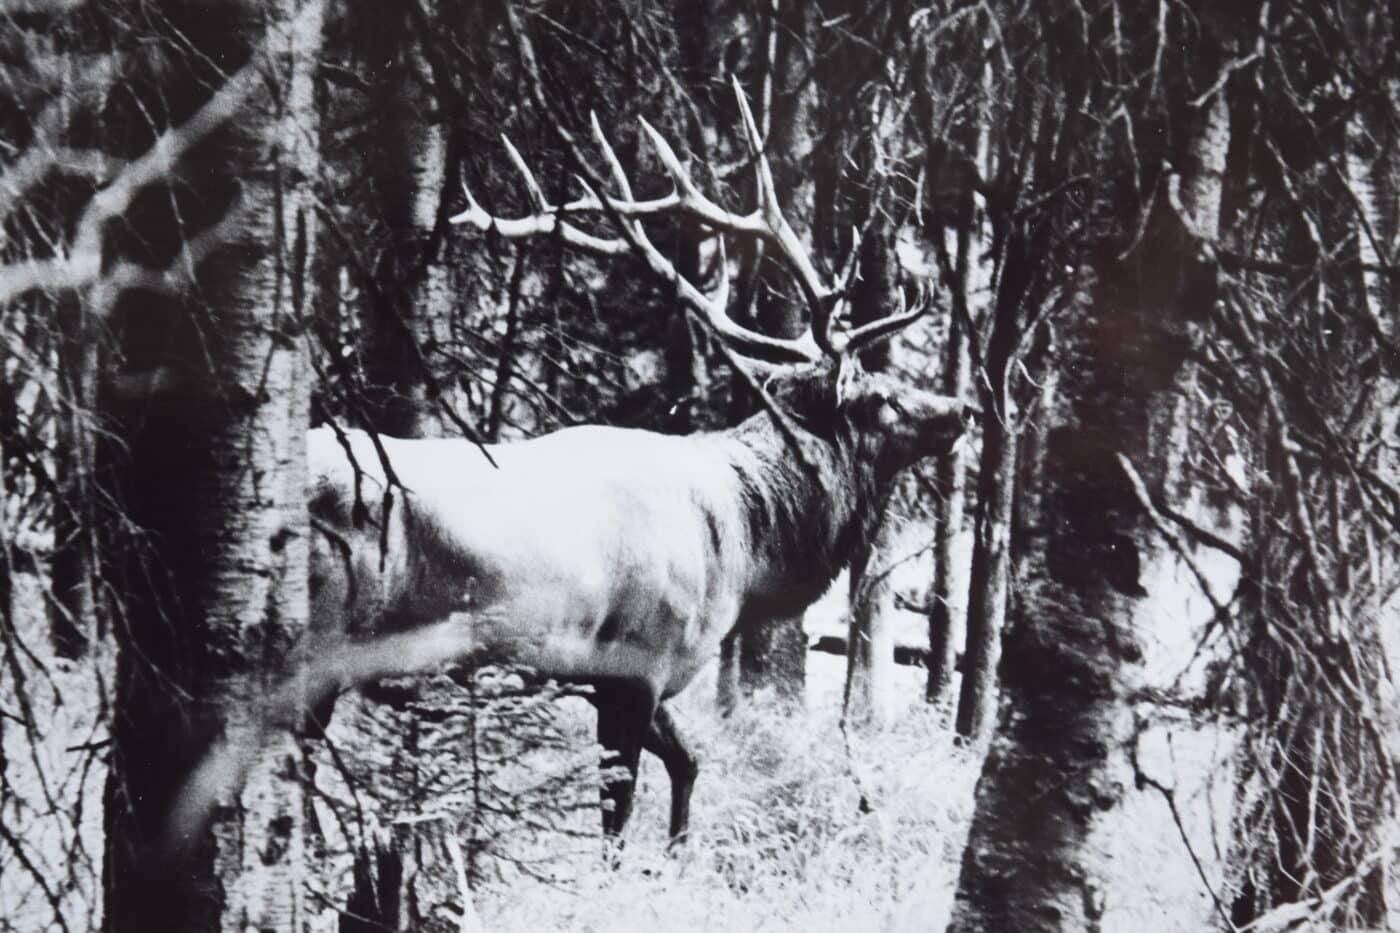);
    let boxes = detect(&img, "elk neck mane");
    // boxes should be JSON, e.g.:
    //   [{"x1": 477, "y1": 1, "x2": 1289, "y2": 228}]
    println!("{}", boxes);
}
[{"x1": 718, "y1": 371, "x2": 884, "y2": 615}]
